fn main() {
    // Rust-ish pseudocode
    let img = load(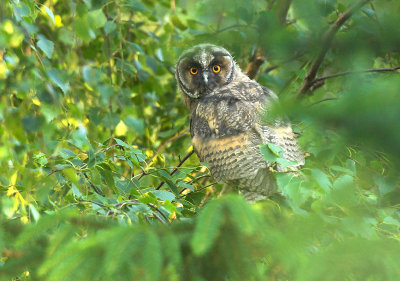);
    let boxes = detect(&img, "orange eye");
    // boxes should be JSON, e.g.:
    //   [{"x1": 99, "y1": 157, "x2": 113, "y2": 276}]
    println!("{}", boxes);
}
[
  {"x1": 212, "y1": 64, "x2": 221, "y2": 73},
  {"x1": 190, "y1": 67, "x2": 198, "y2": 75}
]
